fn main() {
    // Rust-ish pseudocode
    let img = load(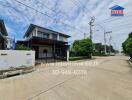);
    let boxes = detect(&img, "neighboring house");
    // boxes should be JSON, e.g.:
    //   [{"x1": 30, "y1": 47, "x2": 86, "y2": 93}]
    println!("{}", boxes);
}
[
  {"x1": 6, "y1": 37, "x2": 15, "y2": 50},
  {"x1": 17, "y1": 24, "x2": 70, "y2": 61},
  {"x1": 110, "y1": 5, "x2": 125, "y2": 16},
  {"x1": 0, "y1": 20, "x2": 8, "y2": 50}
]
